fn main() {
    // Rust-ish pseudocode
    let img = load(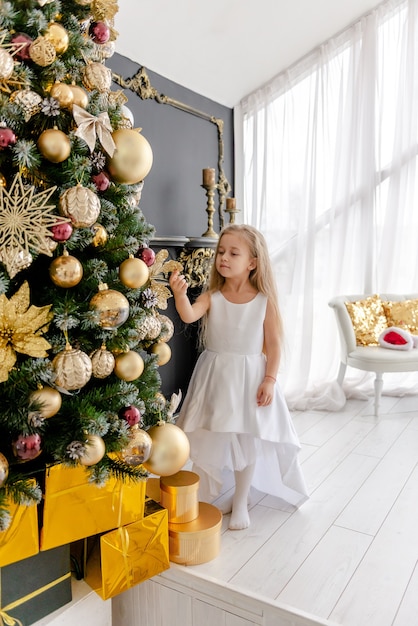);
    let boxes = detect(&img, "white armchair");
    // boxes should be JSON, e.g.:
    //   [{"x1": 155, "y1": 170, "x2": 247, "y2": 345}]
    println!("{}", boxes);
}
[{"x1": 329, "y1": 294, "x2": 418, "y2": 416}]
